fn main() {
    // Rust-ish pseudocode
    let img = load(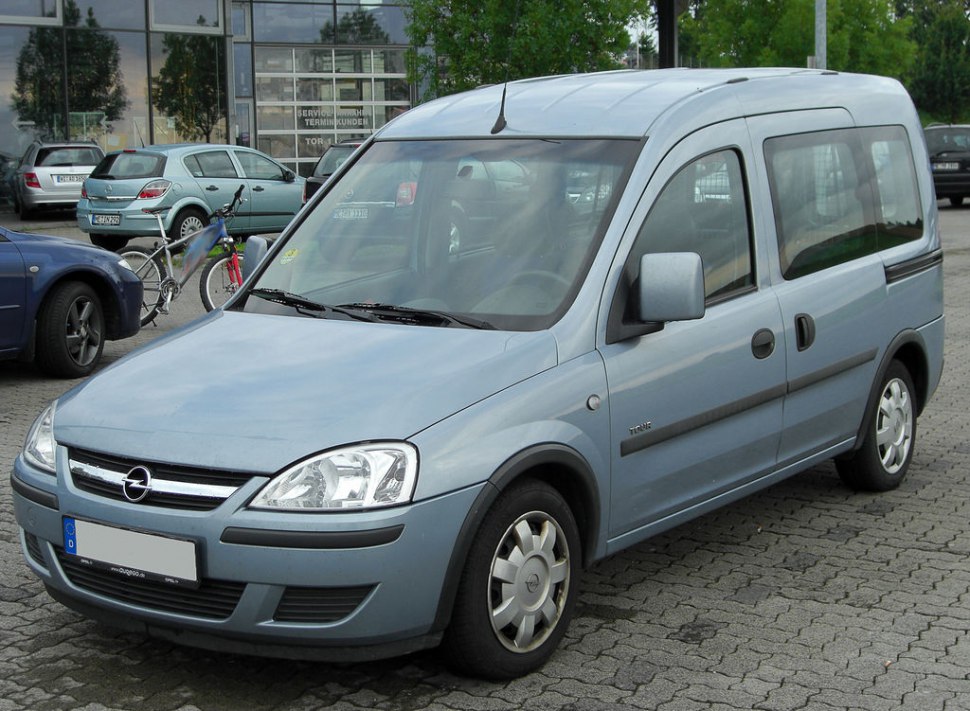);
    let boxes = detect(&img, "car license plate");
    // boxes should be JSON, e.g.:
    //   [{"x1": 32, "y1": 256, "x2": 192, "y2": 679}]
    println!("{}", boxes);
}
[
  {"x1": 63, "y1": 517, "x2": 199, "y2": 587},
  {"x1": 932, "y1": 162, "x2": 960, "y2": 171},
  {"x1": 55, "y1": 174, "x2": 84, "y2": 183},
  {"x1": 92, "y1": 214, "x2": 121, "y2": 226},
  {"x1": 333, "y1": 206, "x2": 369, "y2": 220}
]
